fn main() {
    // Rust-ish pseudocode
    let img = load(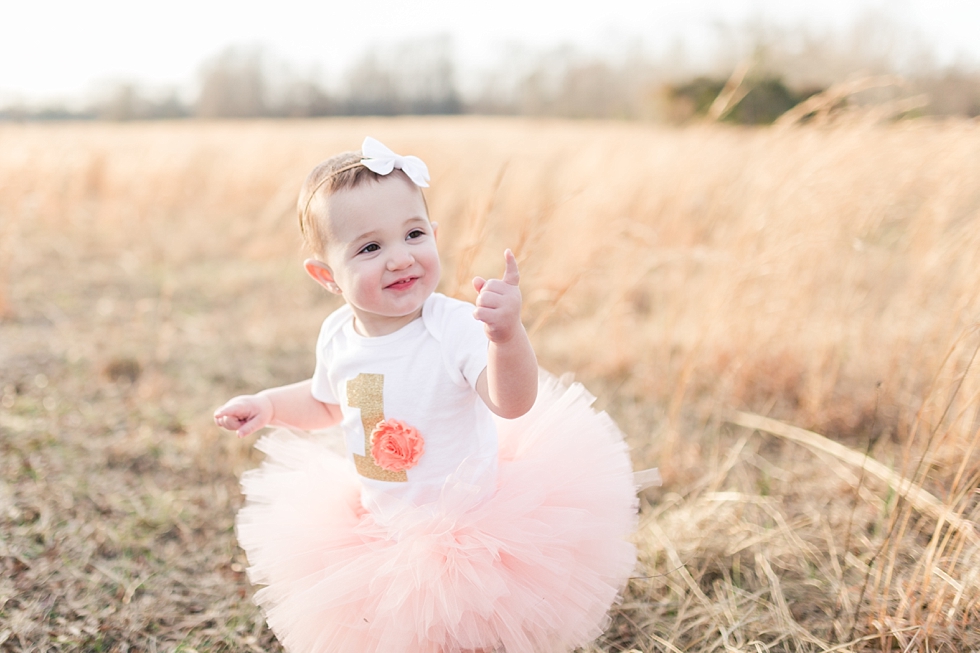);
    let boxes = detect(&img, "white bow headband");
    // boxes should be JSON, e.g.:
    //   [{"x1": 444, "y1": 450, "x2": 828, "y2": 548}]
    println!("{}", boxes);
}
[{"x1": 360, "y1": 137, "x2": 430, "y2": 188}]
